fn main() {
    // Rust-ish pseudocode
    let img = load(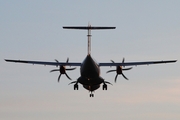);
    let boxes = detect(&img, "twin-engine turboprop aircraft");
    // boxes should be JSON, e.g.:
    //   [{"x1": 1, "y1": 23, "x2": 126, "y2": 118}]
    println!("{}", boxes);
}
[{"x1": 5, "y1": 24, "x2": 177, "y2": 97}]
